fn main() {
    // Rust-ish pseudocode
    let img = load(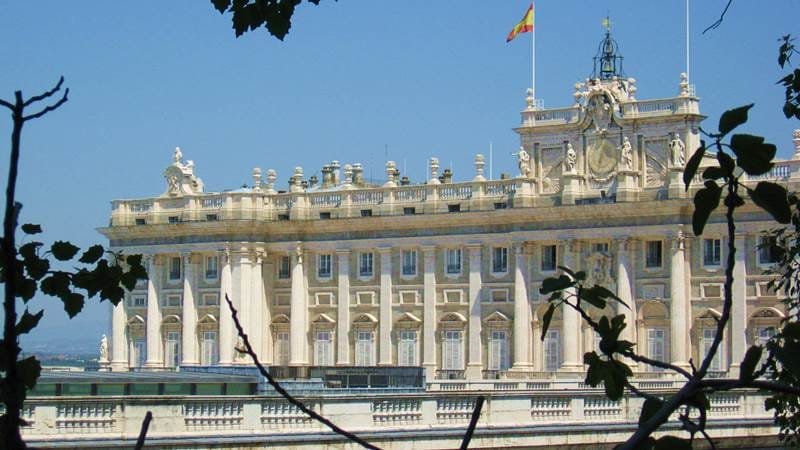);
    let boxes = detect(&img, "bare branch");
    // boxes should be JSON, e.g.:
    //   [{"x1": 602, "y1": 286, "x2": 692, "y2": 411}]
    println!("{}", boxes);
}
[
  {"x1": 703, "y1": 0, "x2": 734, "y2": 34},
  {"x1": 22, "y1": 88, "x2": 69, "y2": 121},
  {"x1": 459, "y1": 396, "x2": 485, "y2": 450},
  {"x1": 224, "y1": 294, "x2": 382, "y2": 450},
  {"x1": 624, "y1": 381, "x2": 661, "y2": 401},
  {"x1": 0, "y1": 98, "x2": 12, "y2": 110},
  {"x1": 701, "y1": 378, "x2": 800, "y2": 396},
  {"x1": 134, "y1": 410, "x2": 153, "y2": 450},
  {"x1": 22, "y1": 76, "x2": 64, "y2": 107},
  {"x1": 620, "y1": 350, "x2": 692, "y2": 379}
]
